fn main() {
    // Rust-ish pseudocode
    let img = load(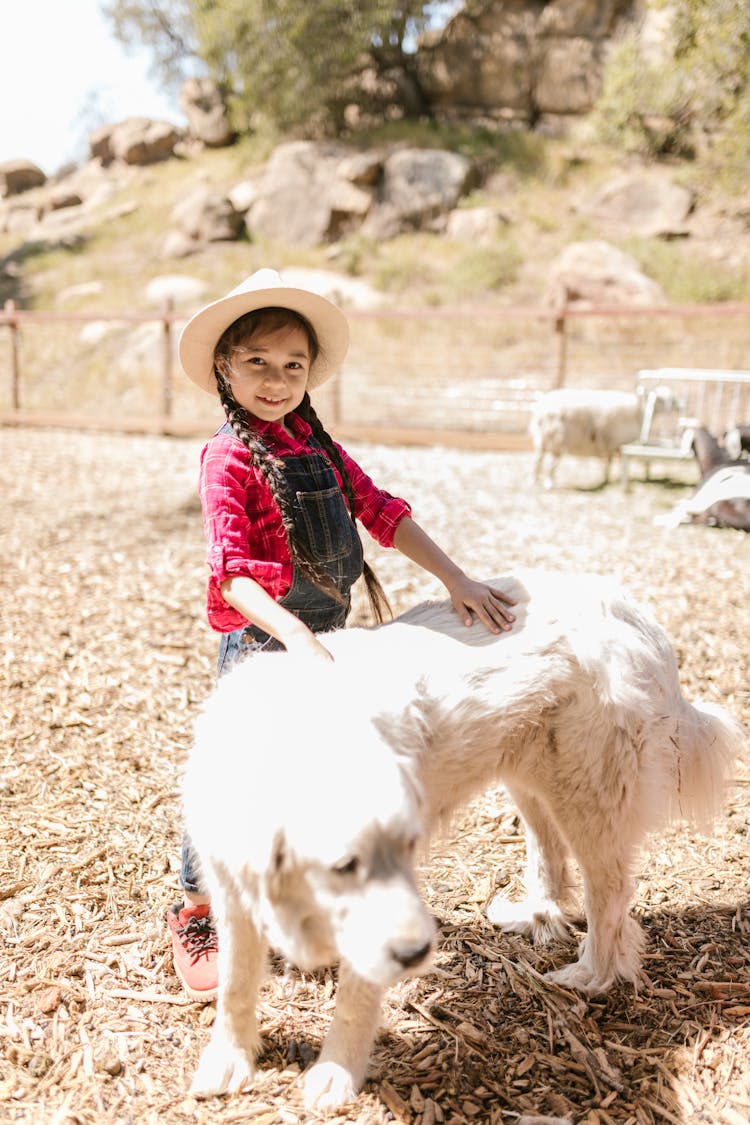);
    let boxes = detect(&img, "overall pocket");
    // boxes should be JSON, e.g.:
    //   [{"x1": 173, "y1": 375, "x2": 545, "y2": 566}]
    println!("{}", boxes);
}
[{"x1": 294, "y1": 485, "x2": 353, "y2": 563}]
